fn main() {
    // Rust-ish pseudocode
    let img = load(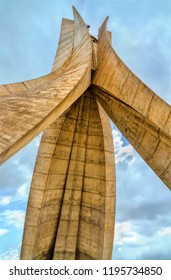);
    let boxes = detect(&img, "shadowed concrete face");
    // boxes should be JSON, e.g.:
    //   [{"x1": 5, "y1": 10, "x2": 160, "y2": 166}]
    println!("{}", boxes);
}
[
  {"x1": 21, "y1": 91, "x2": 115, "y2": 260},
  {"x1": 0, "y1": 7, "x2": 170, "y2": 260}
]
